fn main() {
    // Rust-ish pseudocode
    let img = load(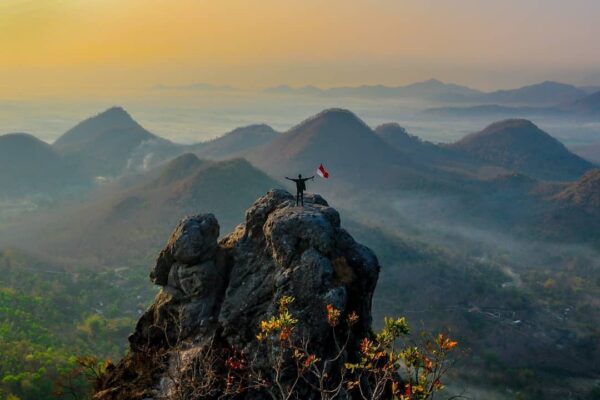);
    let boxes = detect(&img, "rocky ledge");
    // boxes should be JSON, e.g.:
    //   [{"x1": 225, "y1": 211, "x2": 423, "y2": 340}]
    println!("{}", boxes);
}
[{"x1": 95, "y1": 189, "x2": 380, "y2": 400}]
